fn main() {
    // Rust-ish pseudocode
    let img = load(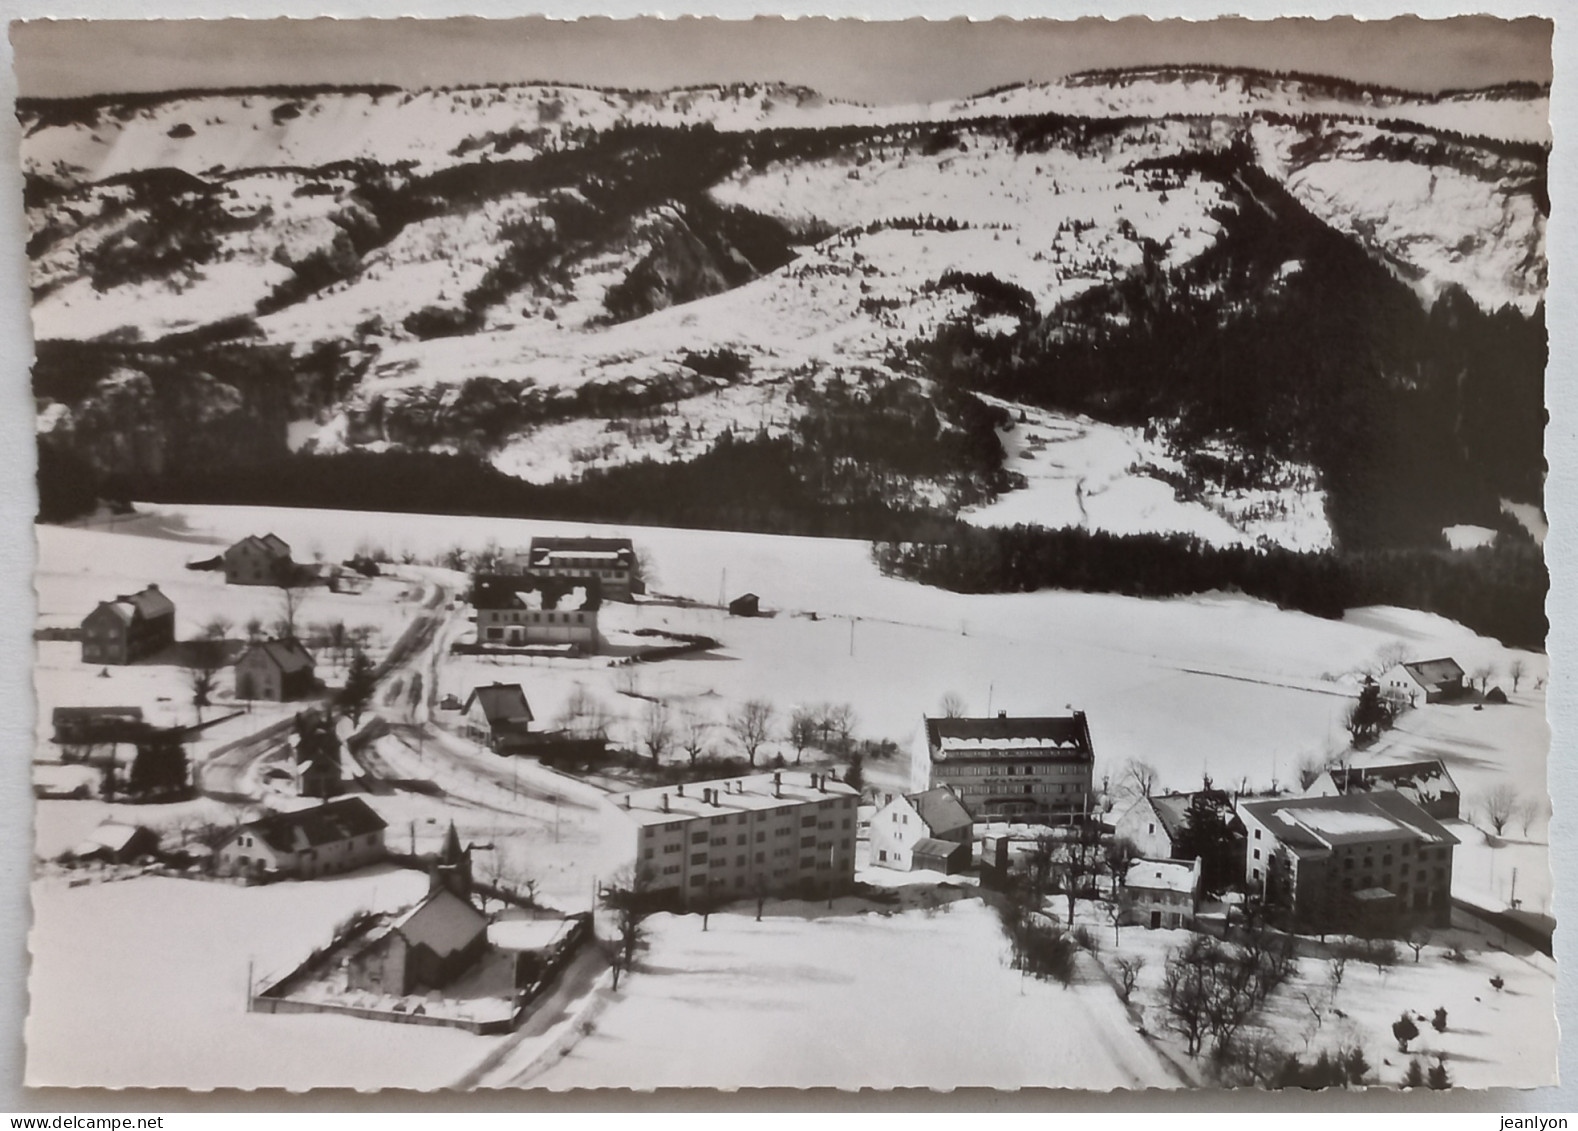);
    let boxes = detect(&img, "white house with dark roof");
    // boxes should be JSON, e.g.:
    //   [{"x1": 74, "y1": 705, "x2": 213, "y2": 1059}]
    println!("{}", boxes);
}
[
  {"x1": 1238, "y1": 791, "x2": 1458, "y2": 931},
  {"x1": 869, "y1": 785, "x2": 974, "y2": 872},
  {"x1": 462, "y1": 683, "x2": 534, "y2": 751},
  {"x1": 911, "y1": 710, "x2": 1095, "y2": 825},
  {"x1": 1303, "y1": 759, "x2": 1461, "y2": 821},
  {"x1": 1382, "y1": 658, "x2": 1468, "y2": 706},
  {"x1": 1120, "y1": 857, "x2": 1202, "y2": 929},
  {"x1": 604, "y1": 770, "x2": 858, "y2": 903},
  {"x1": 216, "y1": 795, "x2": 387, "y2": 879}
]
